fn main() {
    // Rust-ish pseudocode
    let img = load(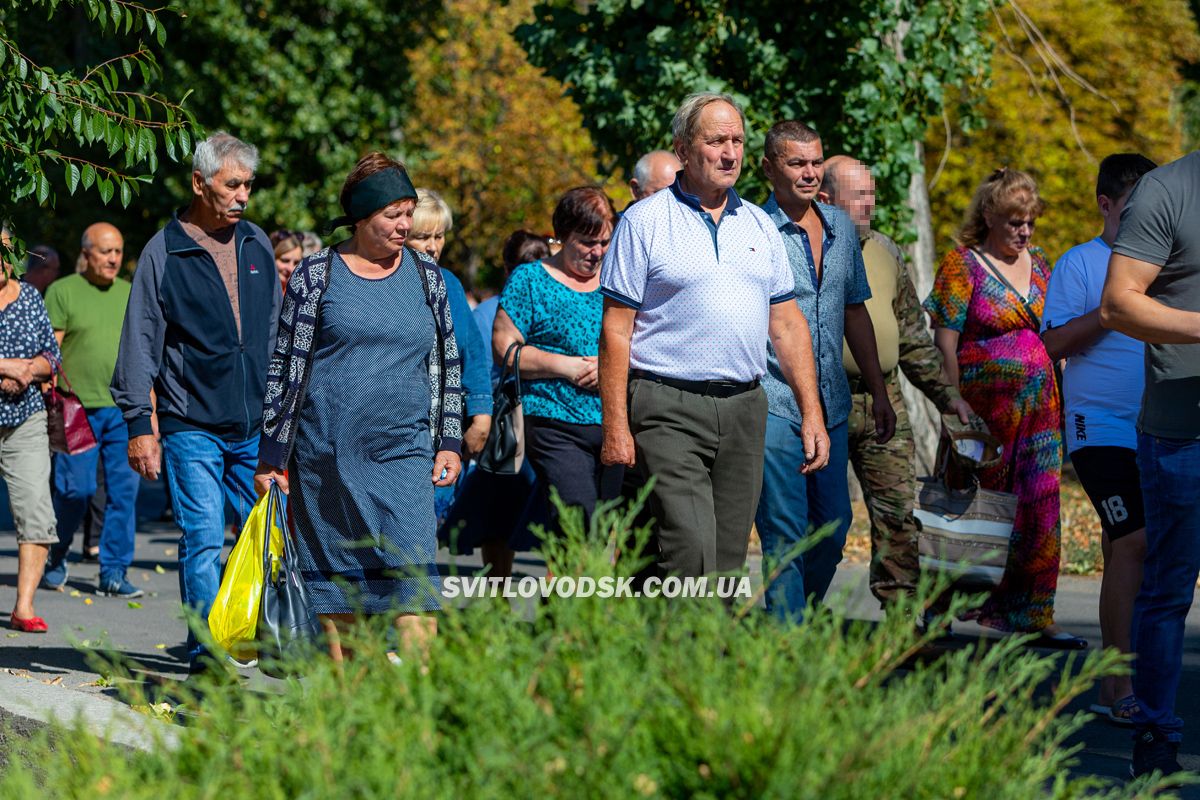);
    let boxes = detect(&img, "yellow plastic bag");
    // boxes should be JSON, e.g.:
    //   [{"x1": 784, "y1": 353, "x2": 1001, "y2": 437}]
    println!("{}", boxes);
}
[{"x1": 207, "y1": 488, "x2": 284, "y2": 659}]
